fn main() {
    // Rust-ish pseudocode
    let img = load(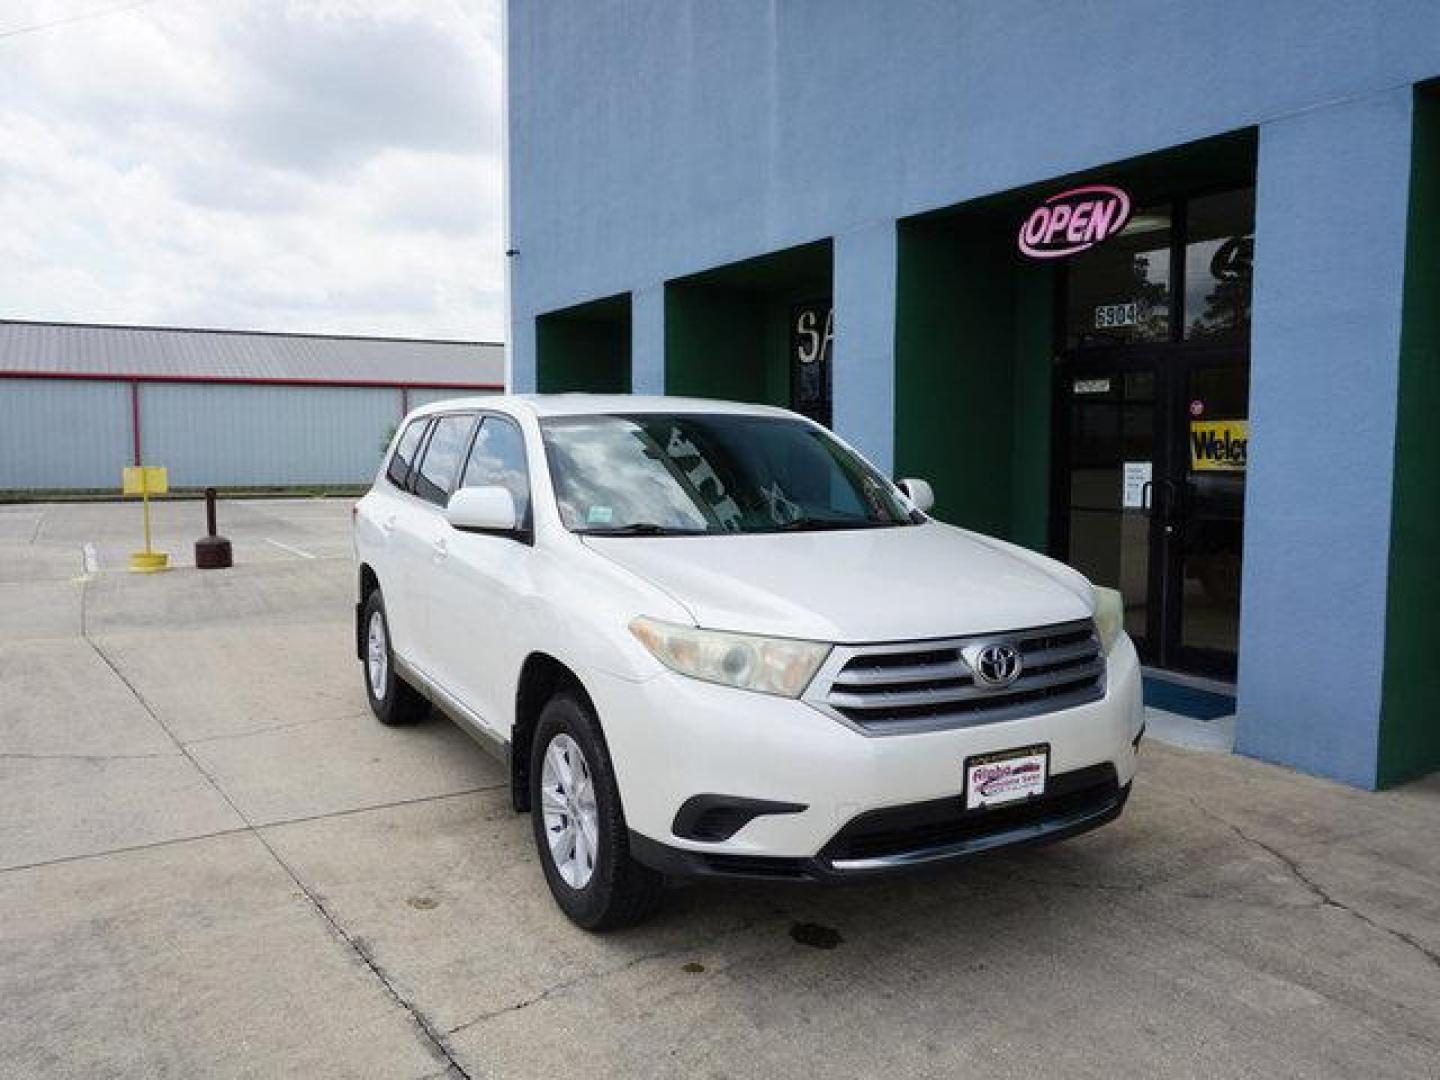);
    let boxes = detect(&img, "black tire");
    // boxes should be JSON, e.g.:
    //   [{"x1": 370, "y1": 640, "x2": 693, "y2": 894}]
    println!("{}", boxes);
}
[
  {"x1": 529, "y1": 692, "x2": 663, "y2": 930},
  {"x1": 361, "y1": 588, "x2": 428, "y2": 727}
]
